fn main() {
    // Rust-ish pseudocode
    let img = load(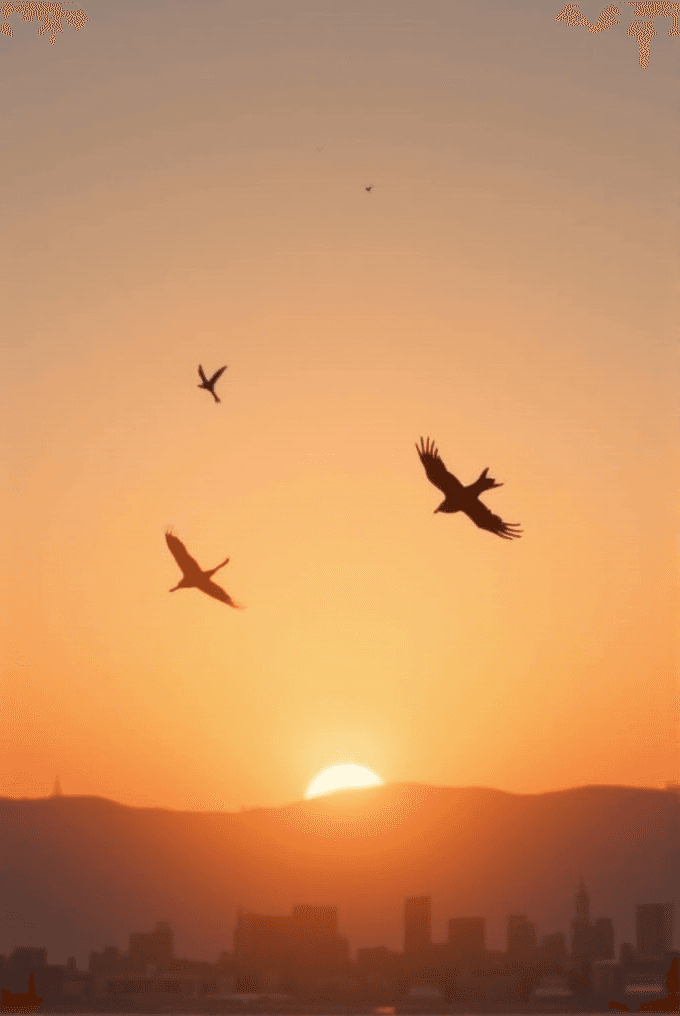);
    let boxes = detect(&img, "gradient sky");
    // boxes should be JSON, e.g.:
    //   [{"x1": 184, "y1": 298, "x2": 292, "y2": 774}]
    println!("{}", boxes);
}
[{"x1": 2, "y1": 0, "x2": 678, "y2": 812}]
